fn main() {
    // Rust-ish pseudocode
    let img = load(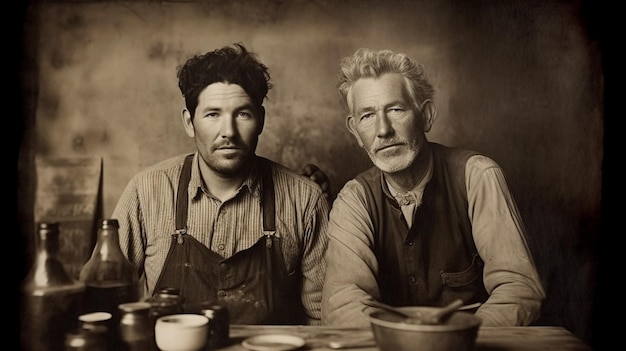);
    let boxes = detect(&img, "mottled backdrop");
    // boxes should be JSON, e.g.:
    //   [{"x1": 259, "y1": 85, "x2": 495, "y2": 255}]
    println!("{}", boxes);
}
[{"x1": 17, "y1": 0, "x2": 603, "y2": 347}]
